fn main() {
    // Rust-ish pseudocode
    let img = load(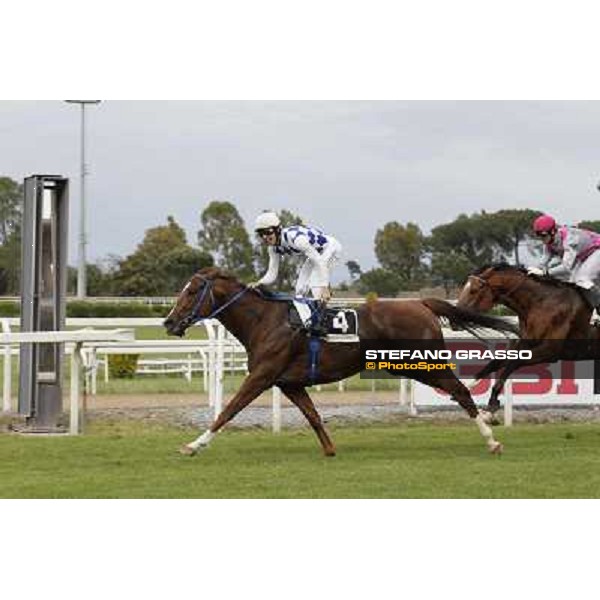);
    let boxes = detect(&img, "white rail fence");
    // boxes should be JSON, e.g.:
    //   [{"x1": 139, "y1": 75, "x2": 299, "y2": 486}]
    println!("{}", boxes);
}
[
  {"x1": 1, "y1": 317, "x2": 417, "y2": 430},
  {"x1": 0, "y1": 328, "x2": 134, "y2": 434},
  {"x1": 0, "y1": 317, "x2": 241, "y2": 421},
  {"x1": 2, "y1": 317, "x2": 598, "y2": 434}
]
